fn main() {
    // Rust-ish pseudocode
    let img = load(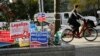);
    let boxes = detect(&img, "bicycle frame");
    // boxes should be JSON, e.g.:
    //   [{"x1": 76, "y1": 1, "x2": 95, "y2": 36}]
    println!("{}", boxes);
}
[{"x1": 76, "y1": 20, "x2": 89, "y2": 37}]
